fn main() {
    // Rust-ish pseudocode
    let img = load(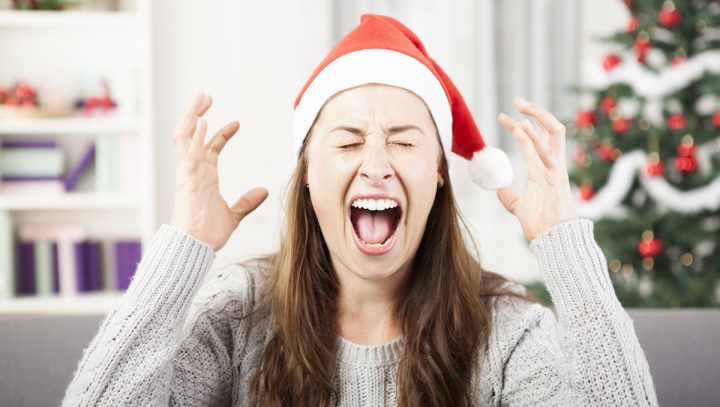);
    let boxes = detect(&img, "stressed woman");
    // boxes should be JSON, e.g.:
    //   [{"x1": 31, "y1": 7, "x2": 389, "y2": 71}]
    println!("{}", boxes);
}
[{"x1": 62, "y1": 14, "x2": 658, "y2": 407}]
